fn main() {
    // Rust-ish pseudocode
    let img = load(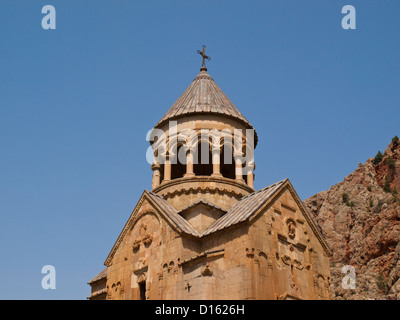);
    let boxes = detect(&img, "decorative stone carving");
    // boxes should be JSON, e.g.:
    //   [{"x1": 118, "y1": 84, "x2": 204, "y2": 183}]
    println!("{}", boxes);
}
[
  {"x1": 168, "y1": 261, "x2": 174, "y2": 273},
  {"x1": 132, "y1": 239, "x2": 141, "y2": 251},
  {"x1": 161, "y1": 185, "x2": 246, "y2": 201},
  {"x1": 161, "y1": 260, "x2": 179, "y2": 277},
  {"x1": 246, "y1": 249, "x2": 274, "y2": 270},
  {"x1": 138, "y1": 258, "x2": 146, "y2": 268},
  {"x1": 281, "y1": 255, "x2": 291, "y2": 265},
  {"x1": 109, "y1": 282, "x2": 123, "y2": 299},
  {"x1": 137, "y1": 273, "x2": 147, "y2": 284},
  {"x1": 185, "y1": 282, "x2": 192, "y2": 292},
  {"x1": 201, "y1": 263, "x2": 213, "y2": 277},
  {"x1": 143, "y1": 233, "x2": 153, "y2": 246},
  {"x1": 246, "y1": 247, "x2": 255, "y2": 258},
  {"x1": 276, "y1": 292, "x2": 301, "y2": 300},
  {"x1": 287, "y1": 219, "x2": 296, "y2": 240},
  {"x1": 266, "y1": 222, "x2": 272, "y2": 235},
  {"x1": 313, "y1": 275, "x2": 319, "y2": 287},
  {"x1": 293, "y1": 259, "x2": 303, "y2": 270},
  {"x1": 290, "y1": 275, "x2": 297, "y2": 291},
  {"x1": 132, "y1": 223, "x2": 153, "y2": 252}
]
